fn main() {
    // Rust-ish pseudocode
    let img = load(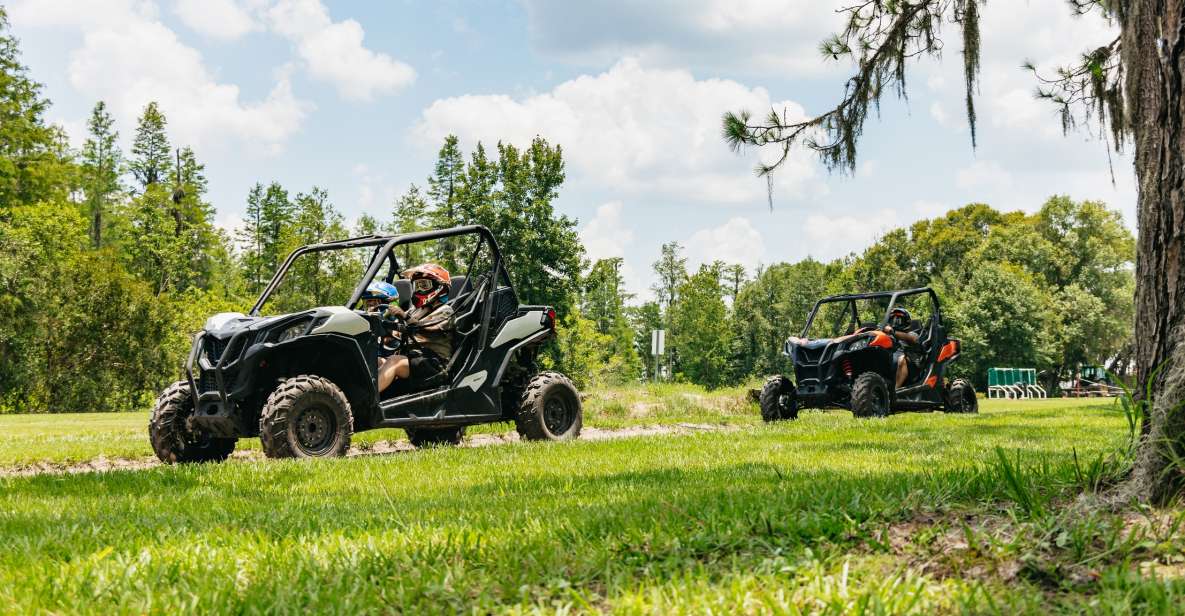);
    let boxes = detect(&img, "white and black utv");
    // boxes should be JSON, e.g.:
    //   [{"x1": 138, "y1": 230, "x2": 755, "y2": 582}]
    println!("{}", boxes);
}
[{"x1": 149, "y1": 225, "x2": 582, "y2": 462}]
